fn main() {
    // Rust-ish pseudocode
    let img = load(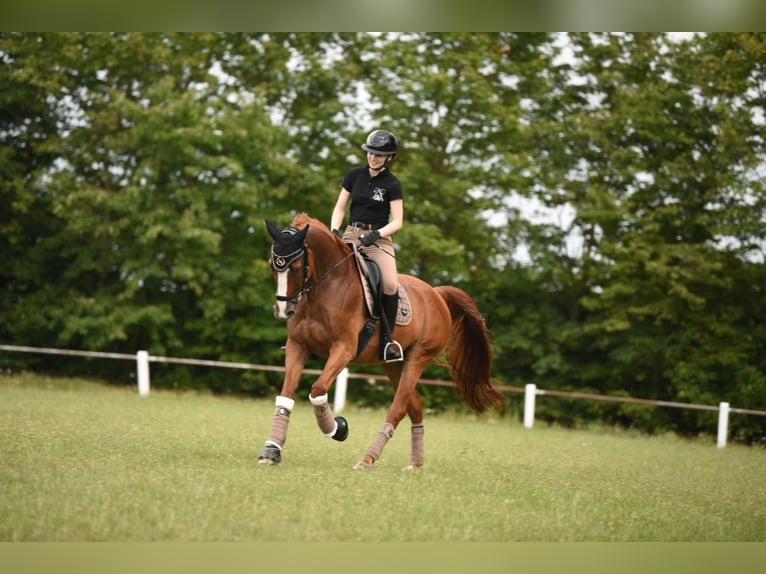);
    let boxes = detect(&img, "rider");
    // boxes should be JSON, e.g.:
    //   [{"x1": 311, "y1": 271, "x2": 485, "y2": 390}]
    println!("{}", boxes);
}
[{"x1": 330, "y1": 129, "x2": 404, "y2": 363}]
